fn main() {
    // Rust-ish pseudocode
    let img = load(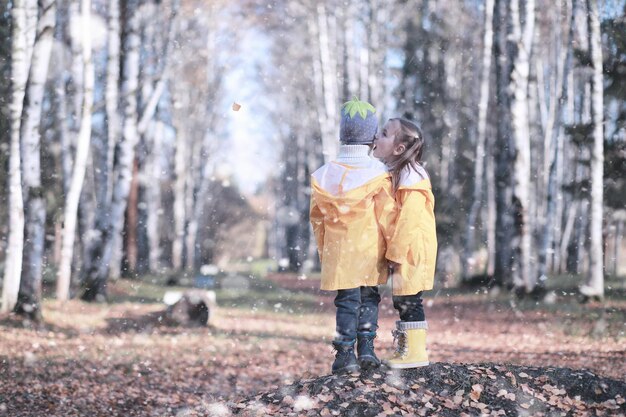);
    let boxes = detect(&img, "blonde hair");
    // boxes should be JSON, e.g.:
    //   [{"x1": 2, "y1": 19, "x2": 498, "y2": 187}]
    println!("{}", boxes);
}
[{"x1": 386, "y1": 118, "x2": 425, "y2": 192}]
